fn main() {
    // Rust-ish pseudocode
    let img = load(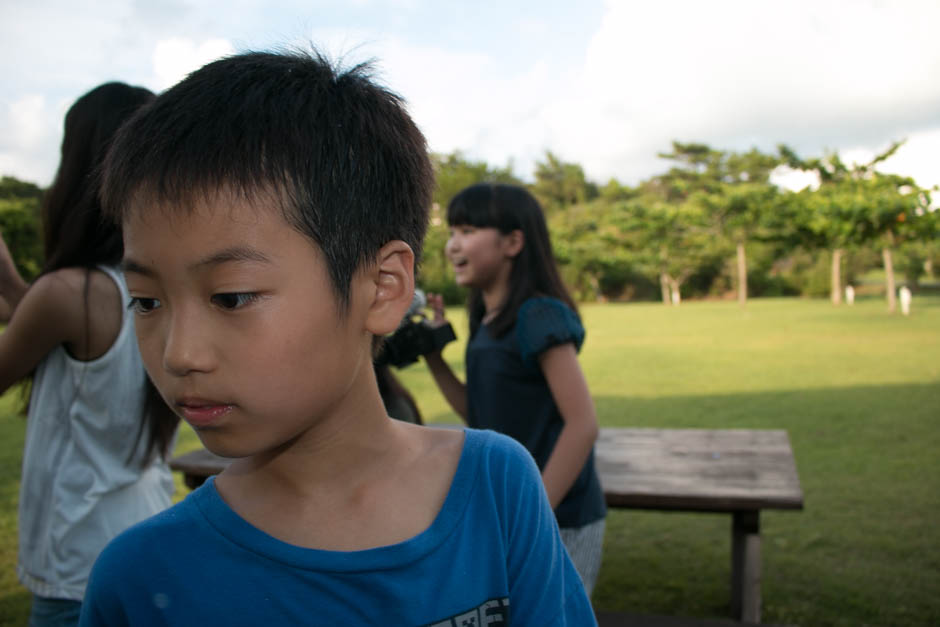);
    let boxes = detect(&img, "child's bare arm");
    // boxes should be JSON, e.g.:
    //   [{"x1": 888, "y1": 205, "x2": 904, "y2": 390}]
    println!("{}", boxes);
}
[
  {"x1": 423, "y1": 293, "x2": 468, "y2": 420},
  {"x1": 0, "y1": 230, "x2": 28, "y2": 322},
  {"x1": 423, "y1": 351, "x2": 468, "y2": 420},
  {"x1": 538, "y1": 342, "x2": 599, "y2": 509},
  {"x1": 0, "y1": 295, "x2": 14, "y2": 324},
  {"x1": 0, "y1": 272, "x2": 82, "y2": 393}
]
